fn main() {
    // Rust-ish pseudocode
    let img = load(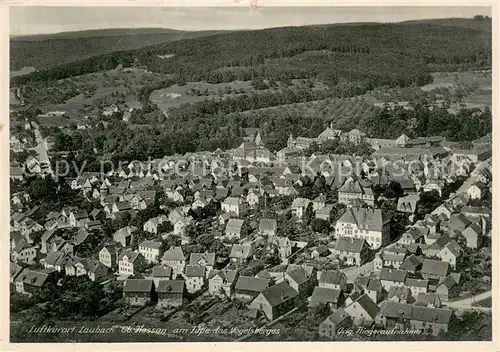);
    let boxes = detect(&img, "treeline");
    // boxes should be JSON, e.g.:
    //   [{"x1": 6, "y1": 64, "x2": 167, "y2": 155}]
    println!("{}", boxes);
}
[{"x1": 12, "y1": 22, "x2": 490, "y2": 87}]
